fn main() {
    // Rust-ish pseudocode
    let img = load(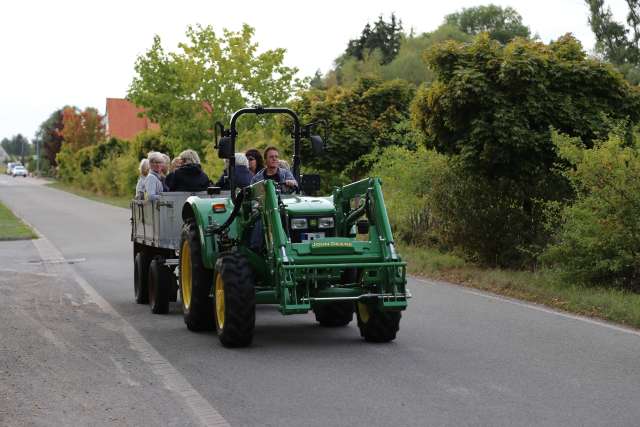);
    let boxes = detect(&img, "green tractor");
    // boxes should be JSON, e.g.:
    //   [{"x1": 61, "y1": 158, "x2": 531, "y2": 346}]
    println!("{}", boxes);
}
[{"x1": 179, "y1": 107, "x2": 409, "y2": 347}]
